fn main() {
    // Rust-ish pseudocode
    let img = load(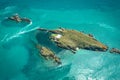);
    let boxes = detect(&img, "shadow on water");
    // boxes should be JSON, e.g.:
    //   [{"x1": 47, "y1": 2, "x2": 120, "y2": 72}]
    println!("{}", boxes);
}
[
  {"x1": 23, "y1": 56, "x2": 71, "y2": 80},
  {"x1": 36, "y1": 31, "x2": 63, "y2": 54},
  {"x1": 22, "y1": 40, "x2": 71, "y2": 80},
  {"x1": 1, "y1": 19, "x2": 29, "y2": 27}
]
